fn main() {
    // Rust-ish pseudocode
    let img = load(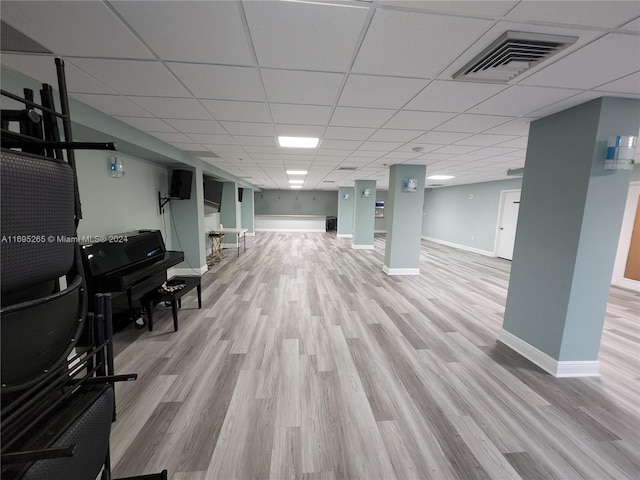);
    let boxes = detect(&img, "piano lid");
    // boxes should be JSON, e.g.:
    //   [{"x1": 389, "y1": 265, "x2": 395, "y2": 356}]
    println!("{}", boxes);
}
[{"x1": 81, "y1": 230, "x2": 167, "y2": 278}]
